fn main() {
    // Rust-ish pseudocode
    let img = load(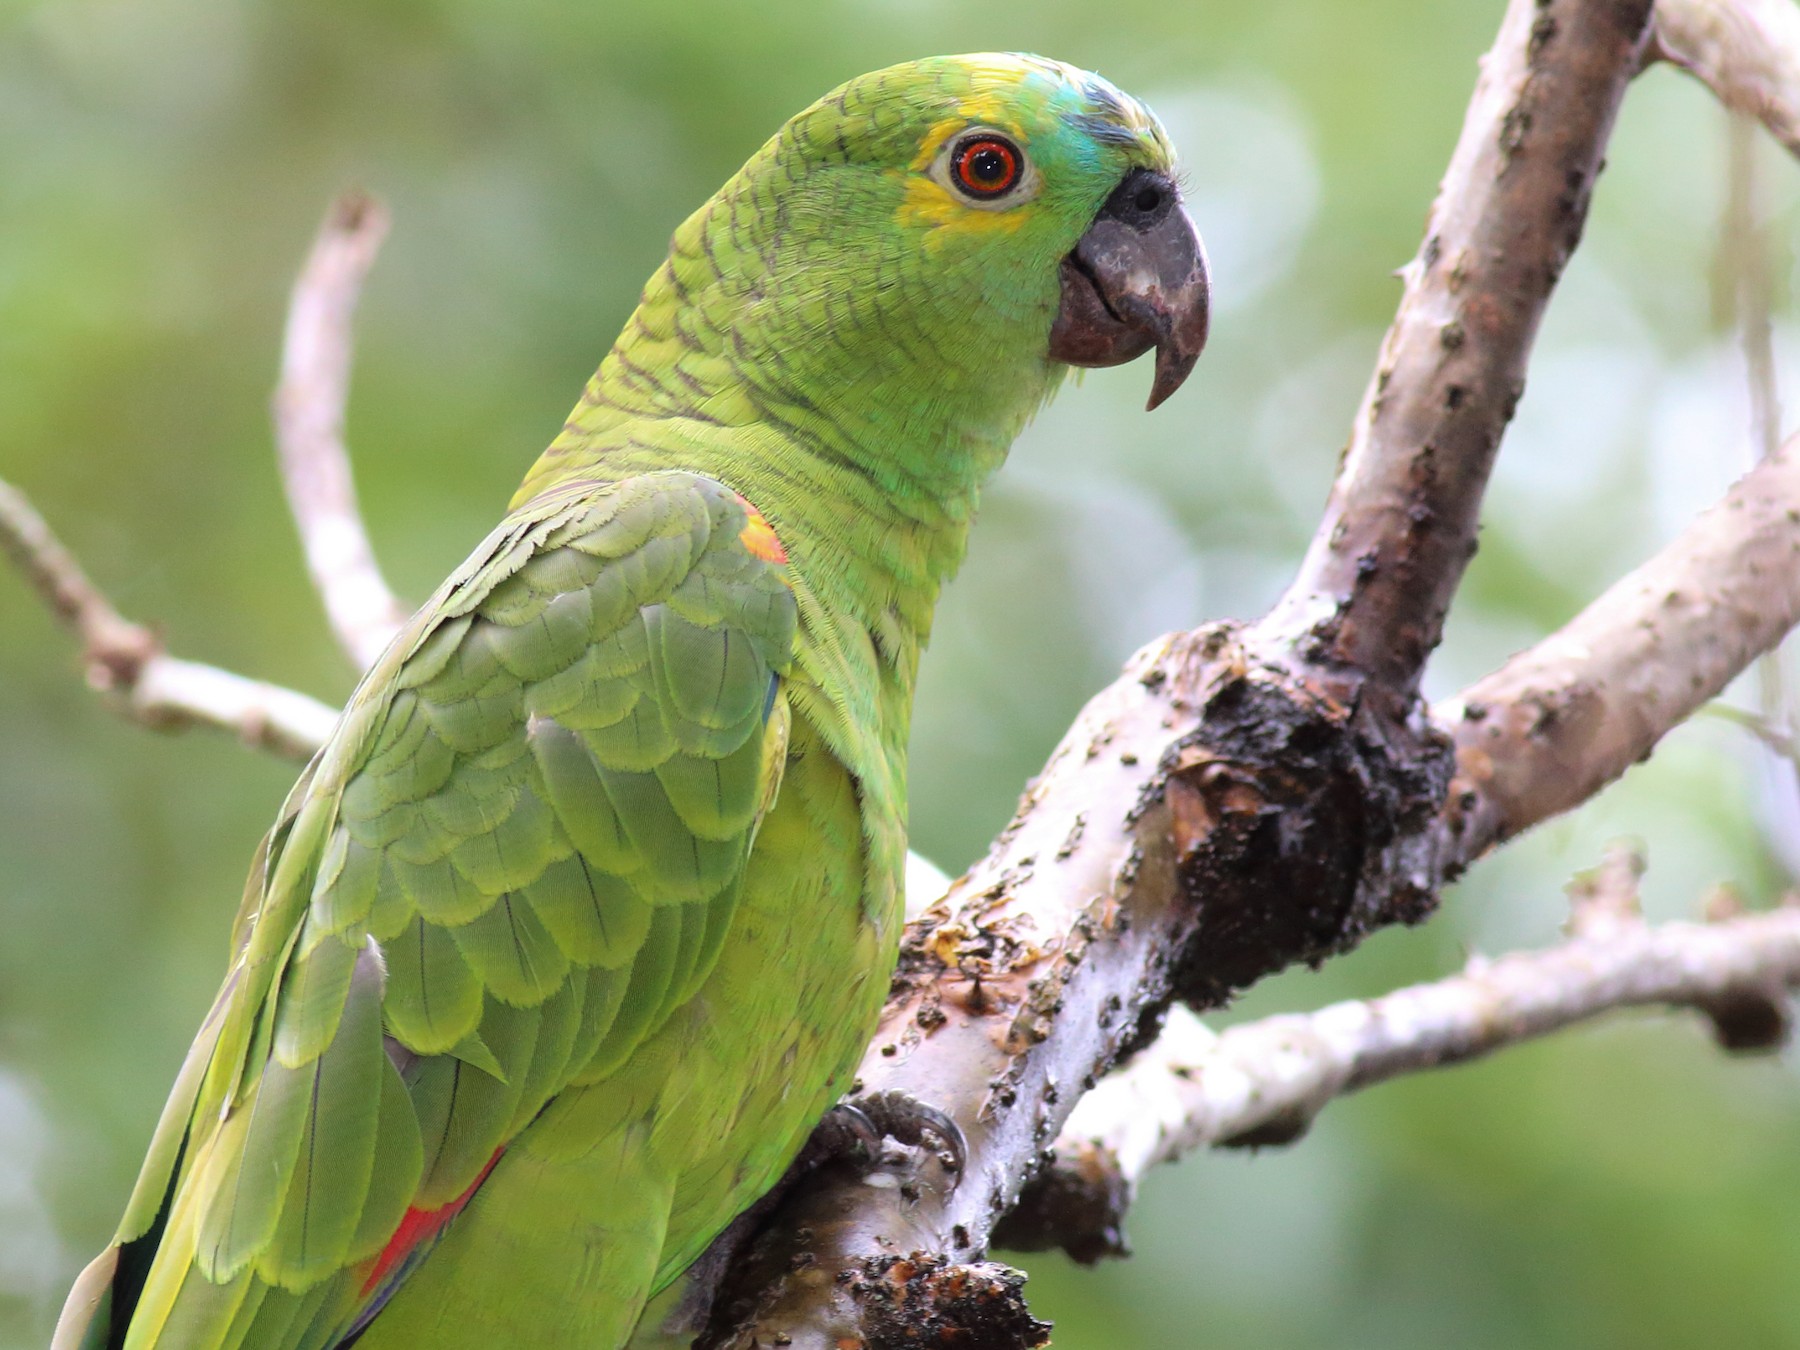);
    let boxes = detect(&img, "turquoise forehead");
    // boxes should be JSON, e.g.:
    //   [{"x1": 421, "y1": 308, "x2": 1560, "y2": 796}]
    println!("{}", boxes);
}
[
  {"x1": 798, "y1": 53, "x2": 1174, "y2": 171},
  {"x1": 1013, "y1": 54, "x2": 1174, "y2": 165}
]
